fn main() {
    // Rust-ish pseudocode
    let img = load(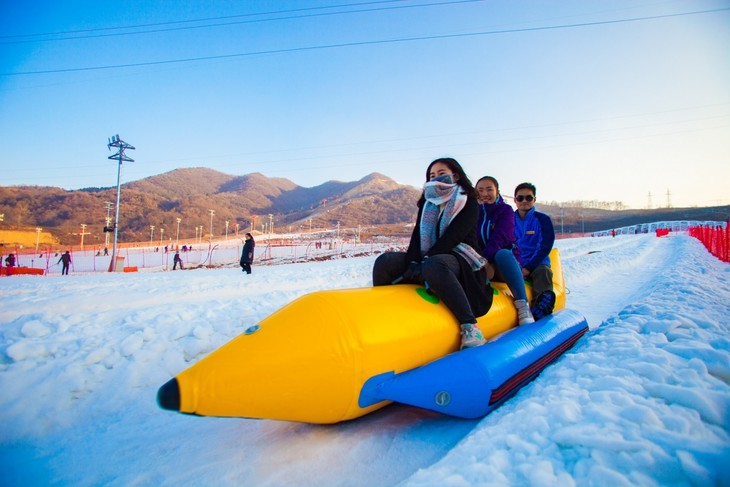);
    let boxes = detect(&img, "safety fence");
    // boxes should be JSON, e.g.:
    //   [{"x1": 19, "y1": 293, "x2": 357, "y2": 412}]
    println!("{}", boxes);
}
[
  {"x1": 593, "y1": 219, "x2": 726, "y2": 237},
  {"x1": 688, "y1": 224, "x2": 729, "y2": 263},
  {"x1": 1, "y1": 238, "x2": 408, "y2": 276}
]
